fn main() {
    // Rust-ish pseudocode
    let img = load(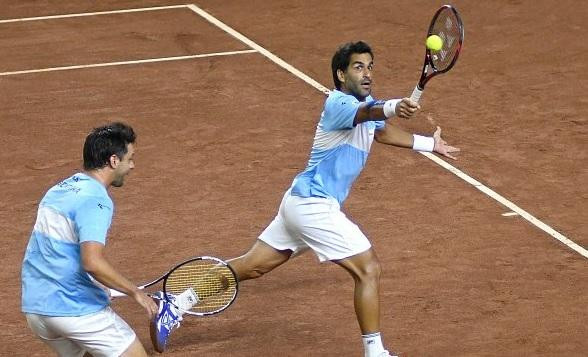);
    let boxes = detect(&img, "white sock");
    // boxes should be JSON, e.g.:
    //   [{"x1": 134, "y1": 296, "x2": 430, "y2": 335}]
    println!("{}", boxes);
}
[
  {"x1": 176, "y1": 288, "x2": 199, "y2": 312},
  {"x1": 362, "y1": 332, "x2": 385, "y2": 357}
]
